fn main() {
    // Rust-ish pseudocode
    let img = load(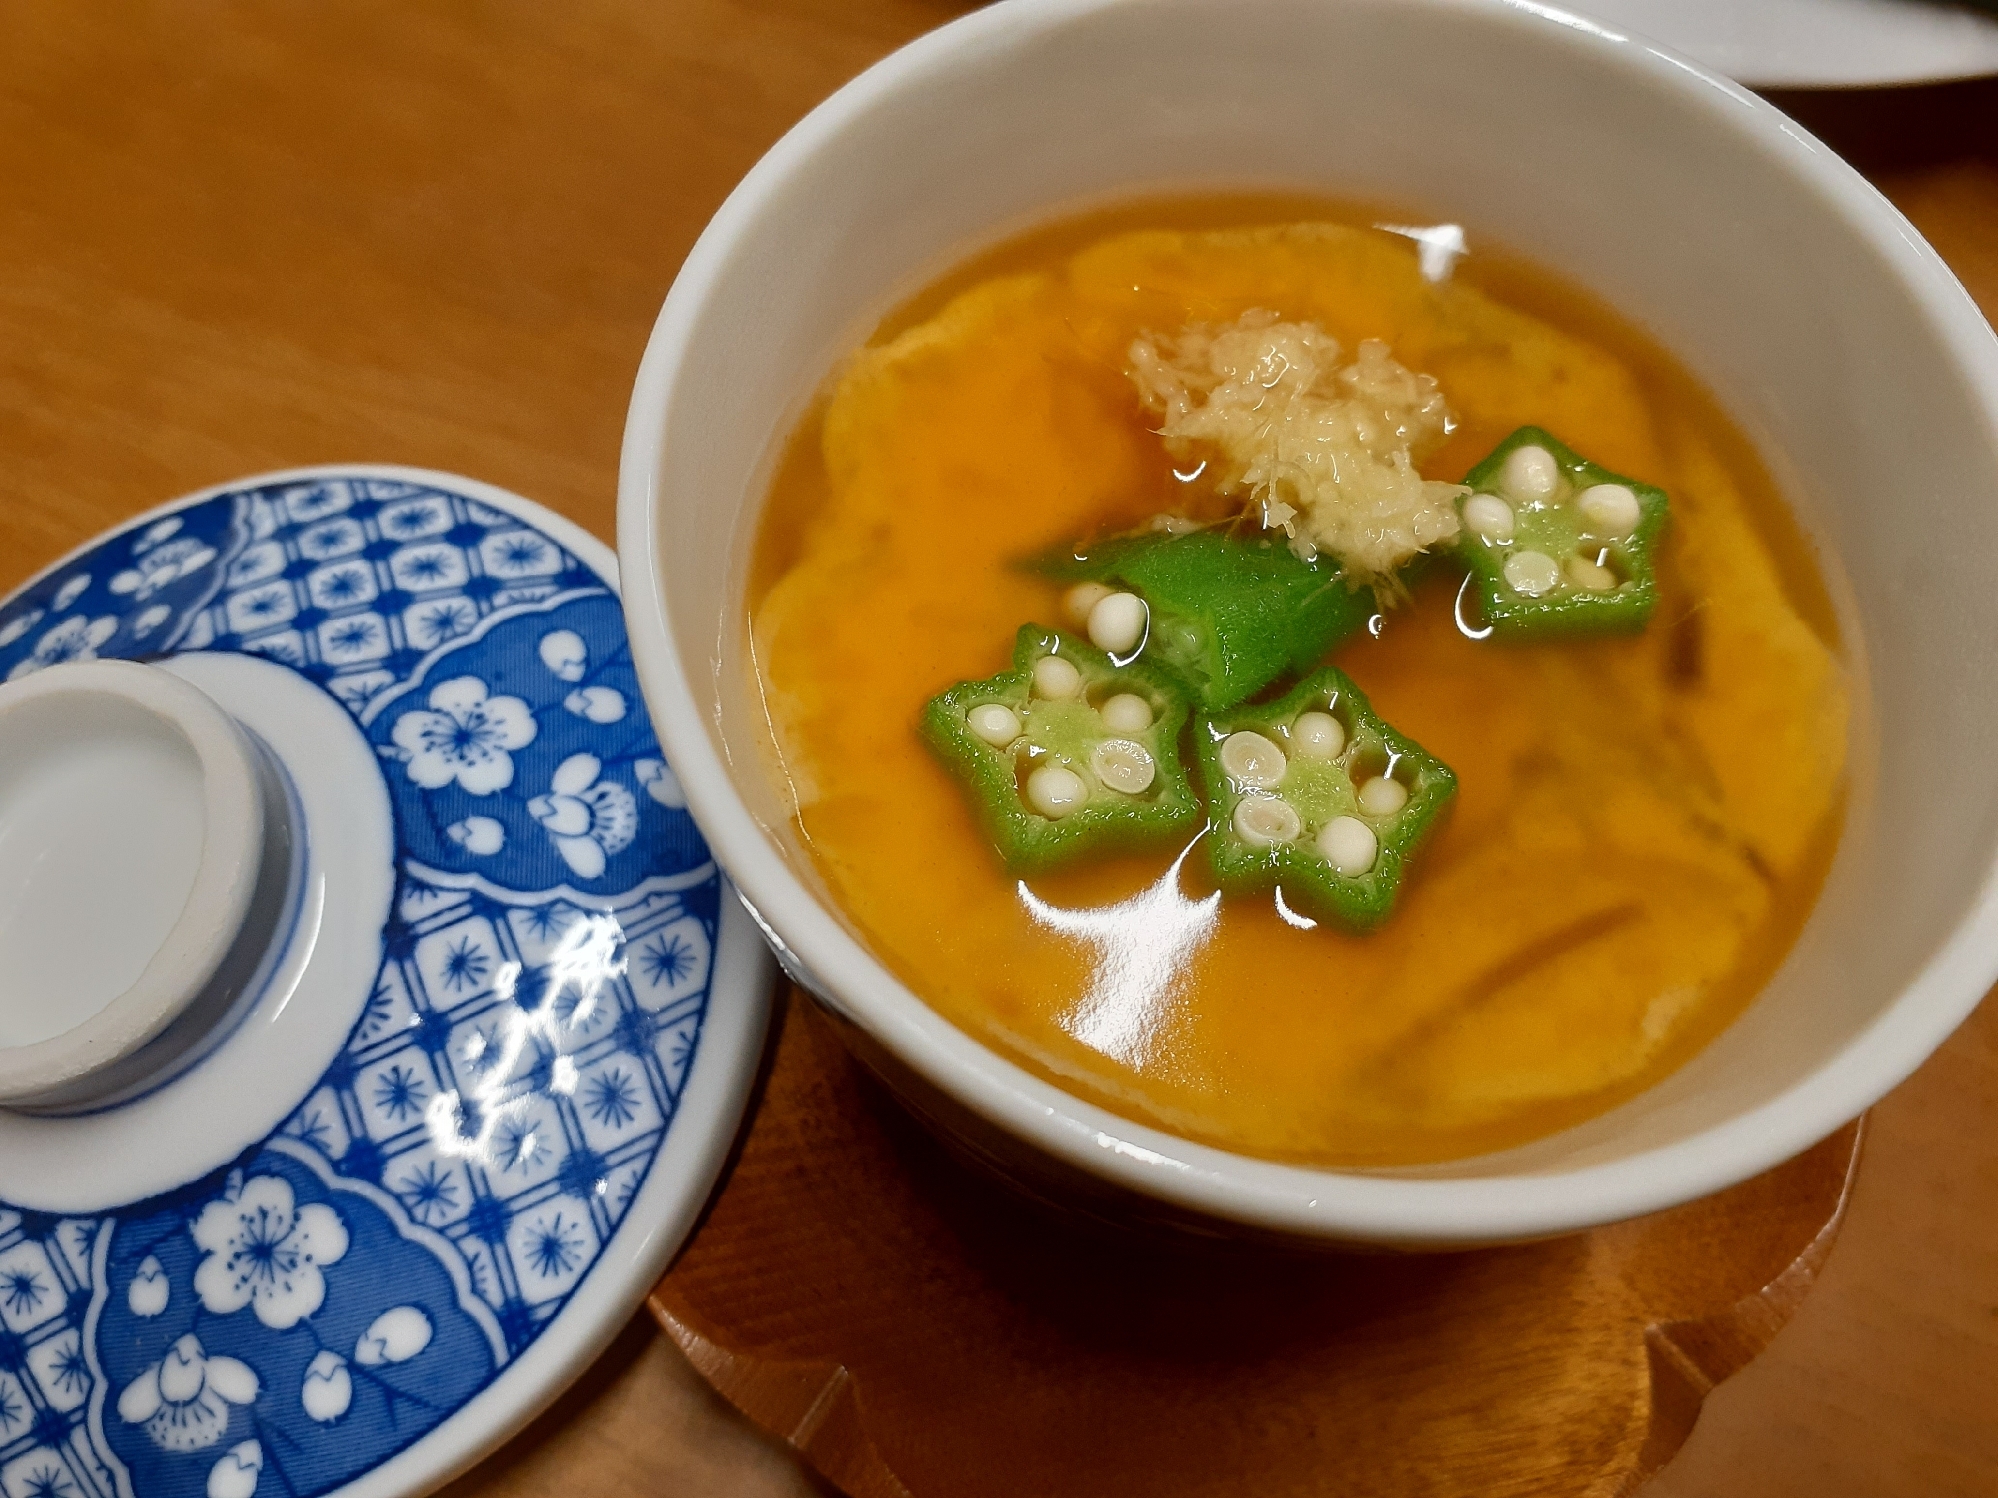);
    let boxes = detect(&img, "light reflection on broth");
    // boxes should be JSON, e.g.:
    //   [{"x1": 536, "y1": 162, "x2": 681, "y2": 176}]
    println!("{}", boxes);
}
[
  {"x1": 749, "y1": 195, "x2": 1849, "y2": 1167},
  {"x1": 1022, "y1": 841, "x2": 1221, "y2": 1070}
]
